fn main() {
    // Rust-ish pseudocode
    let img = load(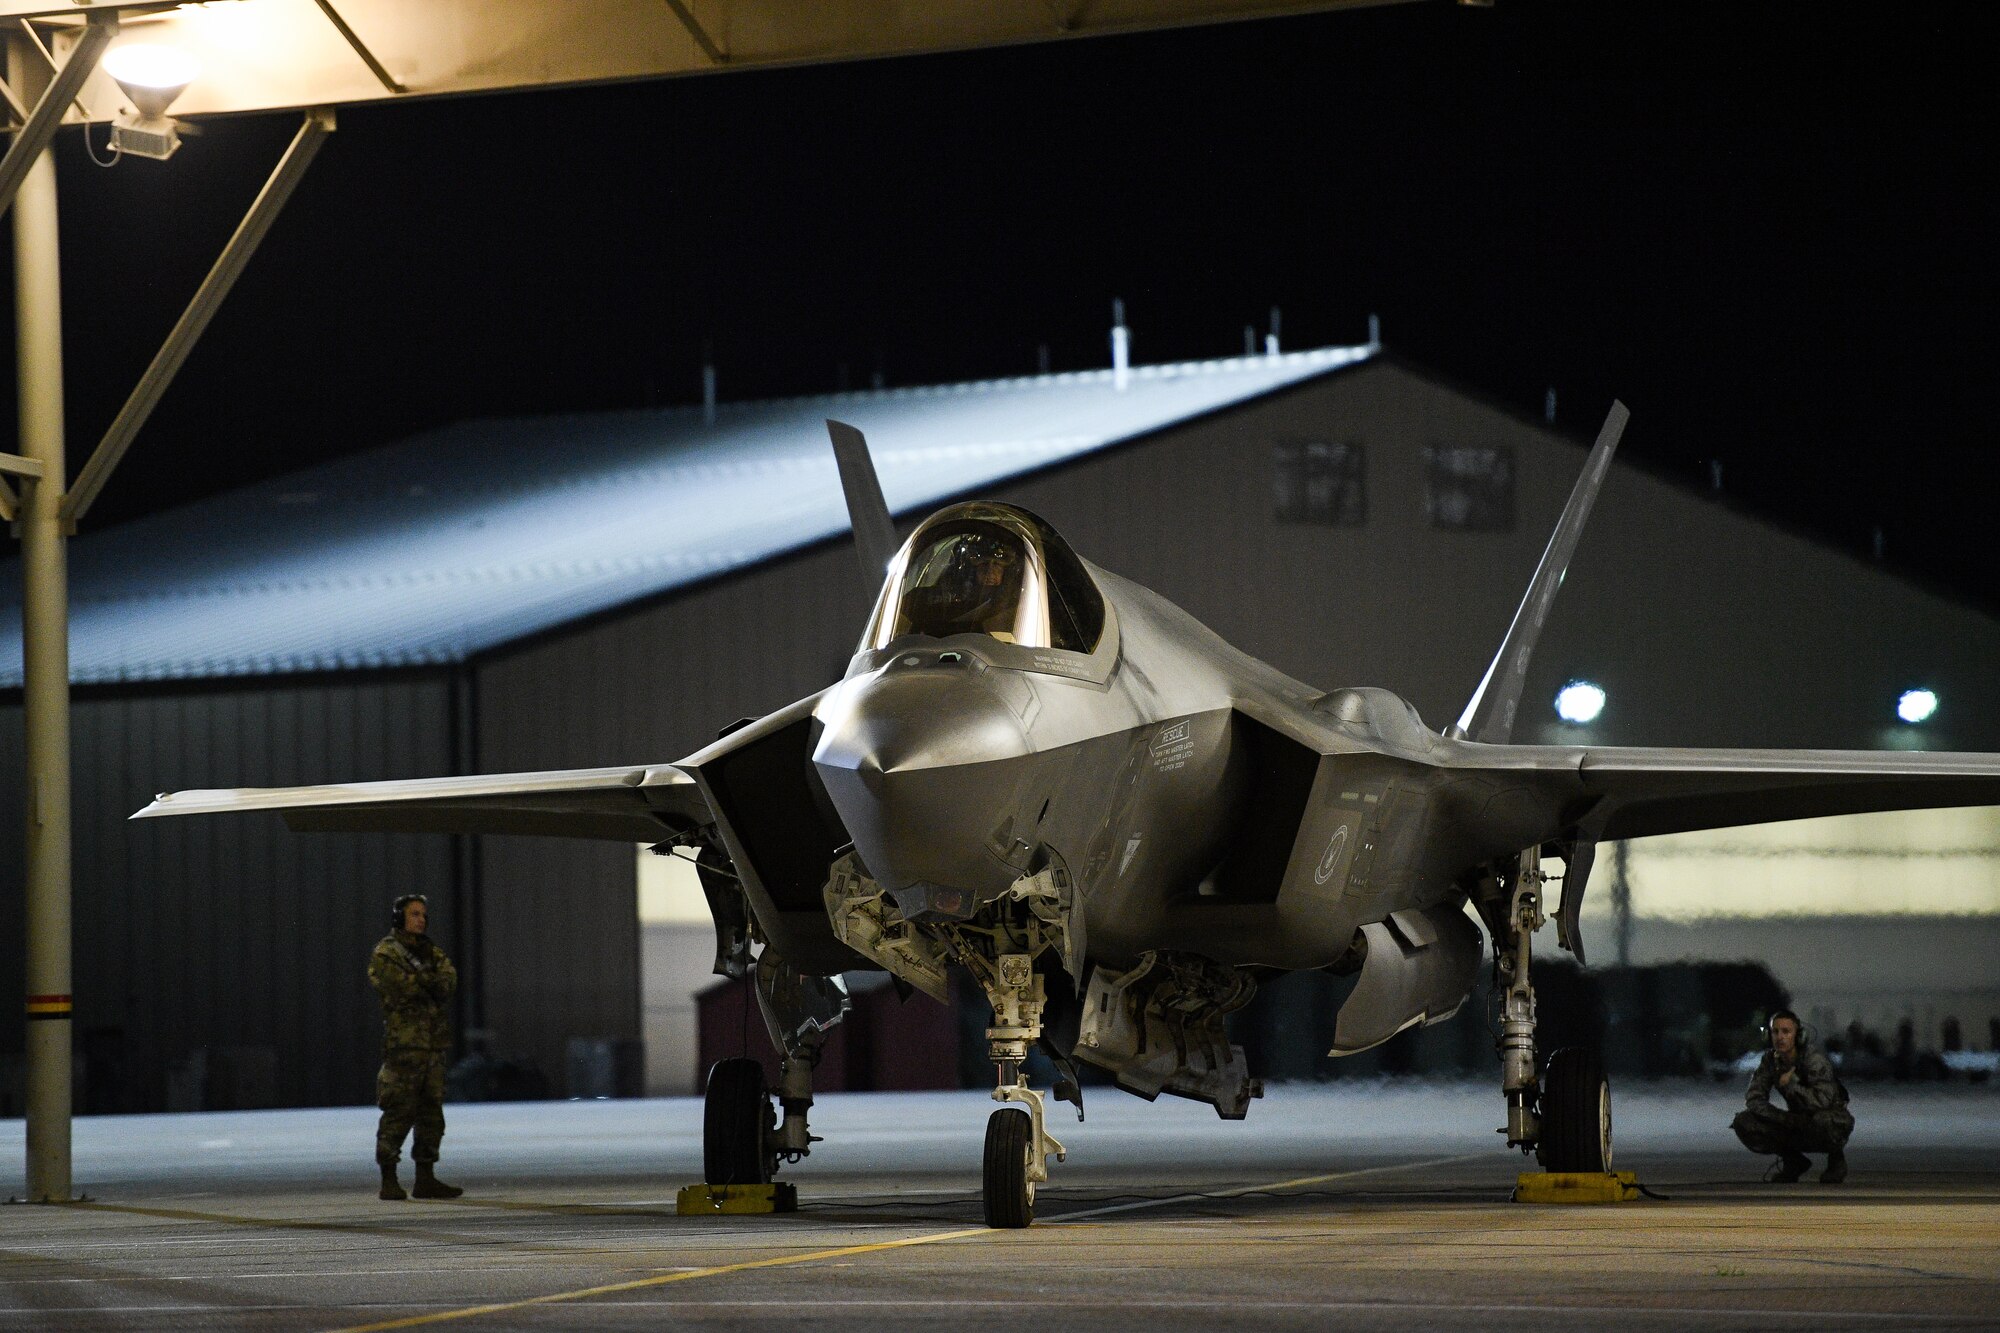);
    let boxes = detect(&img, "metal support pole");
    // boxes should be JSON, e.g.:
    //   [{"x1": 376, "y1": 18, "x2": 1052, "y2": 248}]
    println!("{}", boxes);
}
[
  {"x1": 0, "y1": 449, "x2": 42, "y2": 521},
  {"x1": 63, "y1": 109, "x2": 335, "y2": 527},
  {"x1": 0, "y1": 15, "x2": 111, "y2": 222},
  {"x1": 11, "y1": 38, "x2": 73, "y2": 1200},
  {"x1": 309, "y1": 0, "x2": 405, "y2": 95},
  {"x1": 1610, "y1": 839, "x2": 1632, "y2": 967},
  {"x1": 660, "y1": 0, "x2": 728, "y2": 64}
]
